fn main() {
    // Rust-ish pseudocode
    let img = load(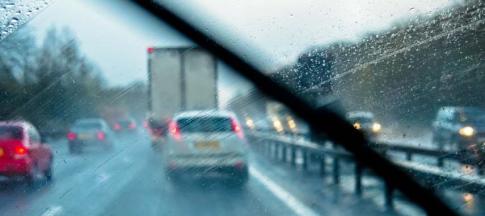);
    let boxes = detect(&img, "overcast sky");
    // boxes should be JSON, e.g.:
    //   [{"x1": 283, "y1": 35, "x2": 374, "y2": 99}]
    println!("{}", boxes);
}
[{"x1": 25, "y1": 0, "x2": 461, "y2": 103}]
